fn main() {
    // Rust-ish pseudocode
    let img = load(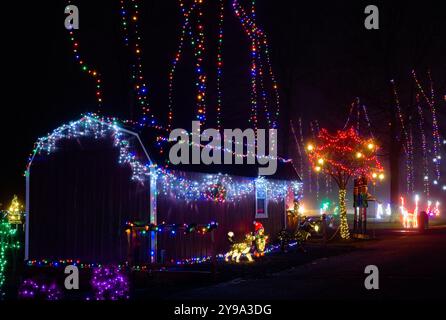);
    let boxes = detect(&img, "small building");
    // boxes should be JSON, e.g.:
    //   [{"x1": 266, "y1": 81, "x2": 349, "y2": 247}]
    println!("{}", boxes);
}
[{"x1": 25, "y1": 115, "x2": 302, "y2": 265}]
